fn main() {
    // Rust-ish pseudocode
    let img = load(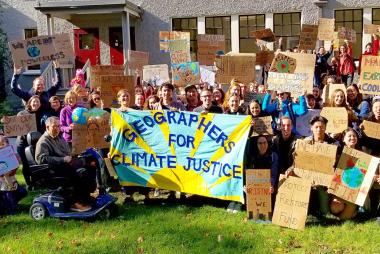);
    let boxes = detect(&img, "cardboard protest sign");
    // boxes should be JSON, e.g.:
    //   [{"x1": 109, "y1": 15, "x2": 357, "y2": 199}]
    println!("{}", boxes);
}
[
  {"x1": 299, "y1": 24, "x2": 318, "y2": 50},
  {"x1": 53, "y1": 33, "x2": 75, "y2": 64},
  {"x1": 363, "y1": 24, "x2": 380, "y2": 35},
  {"x1": 128, "y1": 50, "x2": 149, "y2": 71},
  {"x1": 159, "y1": 31, "x2": 190, "y2": 53},
  {"x1": 250, "y1": 29, "x2": 276, "y2": 42},
  {"x1": 246, "y1": 169, "x2": 272, "y2": 220},
  {"x1": 317, "y1": 18, "x2": 335, "y2": 41},
  {"x1": 256, "y1": 51, "x2": 275, "y2": 66},
  {"x1": 269, "y1": 52, "x2": 297, "y2": 73},
  {"x1": 215, "y1": 54, "x2": 256, "y2": 85},
  {"x1": 197, "y1": 34, "x2": 225, "y2": 66},
  {"x1": 0, "y1": 146, "x2": 20, "y2": 175},
  {"x1": 100, "y1": 75, "x2": 134, "y2": 108},
  {"x1": 142, "y1": 64, "x2": 170, "y2": 85},
  {"x1": 337, "y1": 27, "x2": 357, "y2": 43},
  {"x1": 72, "y1": 113, "x2": 111, "y2": 155},
  {"x1": 359, "y1": 55, "x2": 380, "y2": 95},
  {"x1": 90, "y1": 65, "x2": 125, "y2": 89},
  {"x1": 294, "y1": 139, "x2": 338, "y2": 186},
  {"x1": 251, "y1": 116, "x2": 273, "y2": 136},
  {"x1": 322, "y1": 83, "x2": 347, "y2": 104},
  {"x1": 267, "y1": 72, "x2": 308, "y2": 97},
  {"x1": 169, "y1": 39, "x2": 191, "y2": 64},
  {"x1": 171, "y1": 62, "x2": 200, "y2": 87},
  {"x1": 362, "y1": 120, "x2": 380, "y2": 139},
  {"x1": 272, "y1": 175, "x2": 311, "y2": 230},
  {"x1": 200, "y1": 66, "x2": 215, "y2": 86},
  {"x1": 332, "y1": 32, "x2": 345, "y2": 51},
  {"x1": 3, "y1": 114, "x2": 37, "y2": 137},
  {"x1": 329, "y1": 147, "x2": 380, "y2": 206},
  {"x1": 320, "y1": 107, "x2": 348, "y2": 133},
  {"x1": 295, "y1": 109, "x2": 321, "y2": 137}
]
